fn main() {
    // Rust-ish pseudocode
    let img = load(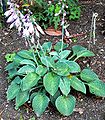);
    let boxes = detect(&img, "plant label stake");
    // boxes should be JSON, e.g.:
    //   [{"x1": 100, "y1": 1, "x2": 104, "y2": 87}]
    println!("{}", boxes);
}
[{"x1": 89, "y1": 12, "x2": 98, "y2": 49}]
